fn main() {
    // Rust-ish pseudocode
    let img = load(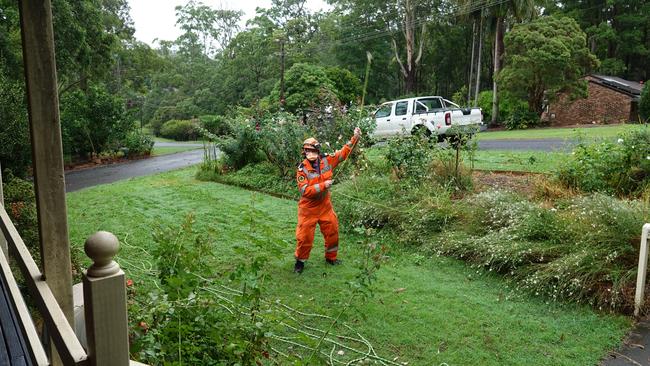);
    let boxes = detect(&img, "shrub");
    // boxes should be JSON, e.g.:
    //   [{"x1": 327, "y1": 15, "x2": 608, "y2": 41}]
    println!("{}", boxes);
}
[
  {"x1": 122, "y1": 130, "x2": 154, "y2": 156},
  {"x1": 148, "y1": 105, "x2": 194, "y2": 135},
  {"x1": 451, "y1": 85, "x2": 469, "y2": 108},
  {"x1": 477, "y1": 90, "x2": 530, "y2": 126},
  {"x1": 477, "y1": 90, "x2": 493, "y2": 123},
  {"x1": 385, "y1": 135, "x2": 433, "y2": 181},
  {"x1": 503, "y1": 104, "x2": 541, "y2": 130},
  {"x1": 273, "y1": 63, "x2": 338, "y2": 114},
  {"x1": 197, "y1": 162, "x2": 298, "y2": 199},
  {"x1": 333, "y1": 174, "x2": 459, "y2": 244},
  {"x1": 434, "y1": 190, "x2": 648, "y2": 313},
  {"x1": 640, "y1": 81, "x2": 650, "y2": 123},
  {"x1": 217, "y1": 119, "x2": 264, "y2": 170},
  {"x1": 2, "y1": 173, "x2": 39, "y2": 263},
  {"x1": 558, "y1": 127, "x2": 650, "y2": 196},
  {"x1": 257, "y1": 113, "x2": 306, "y2": 178},
  {"x1": 324, "y1": 66, "x2": 362, "y2": 106},
  {"x1": 60, "y1": 84, "x2": 134, "y2": 159},
  {"x1": 159, "y1": 119, "x2": 200, "y2": 141},
  {"x1": 309, "y1": 105, "x2": 376, "y2": 151},
  {"x1": 0, "y1": 74, "x2": 31, "y2": 178},
  {"x1": 199, "y1": 114, "x2": 231, "y2": 136},
  {"x1": 130, "y1": 215, "x2": 270, "y2": 365}
]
